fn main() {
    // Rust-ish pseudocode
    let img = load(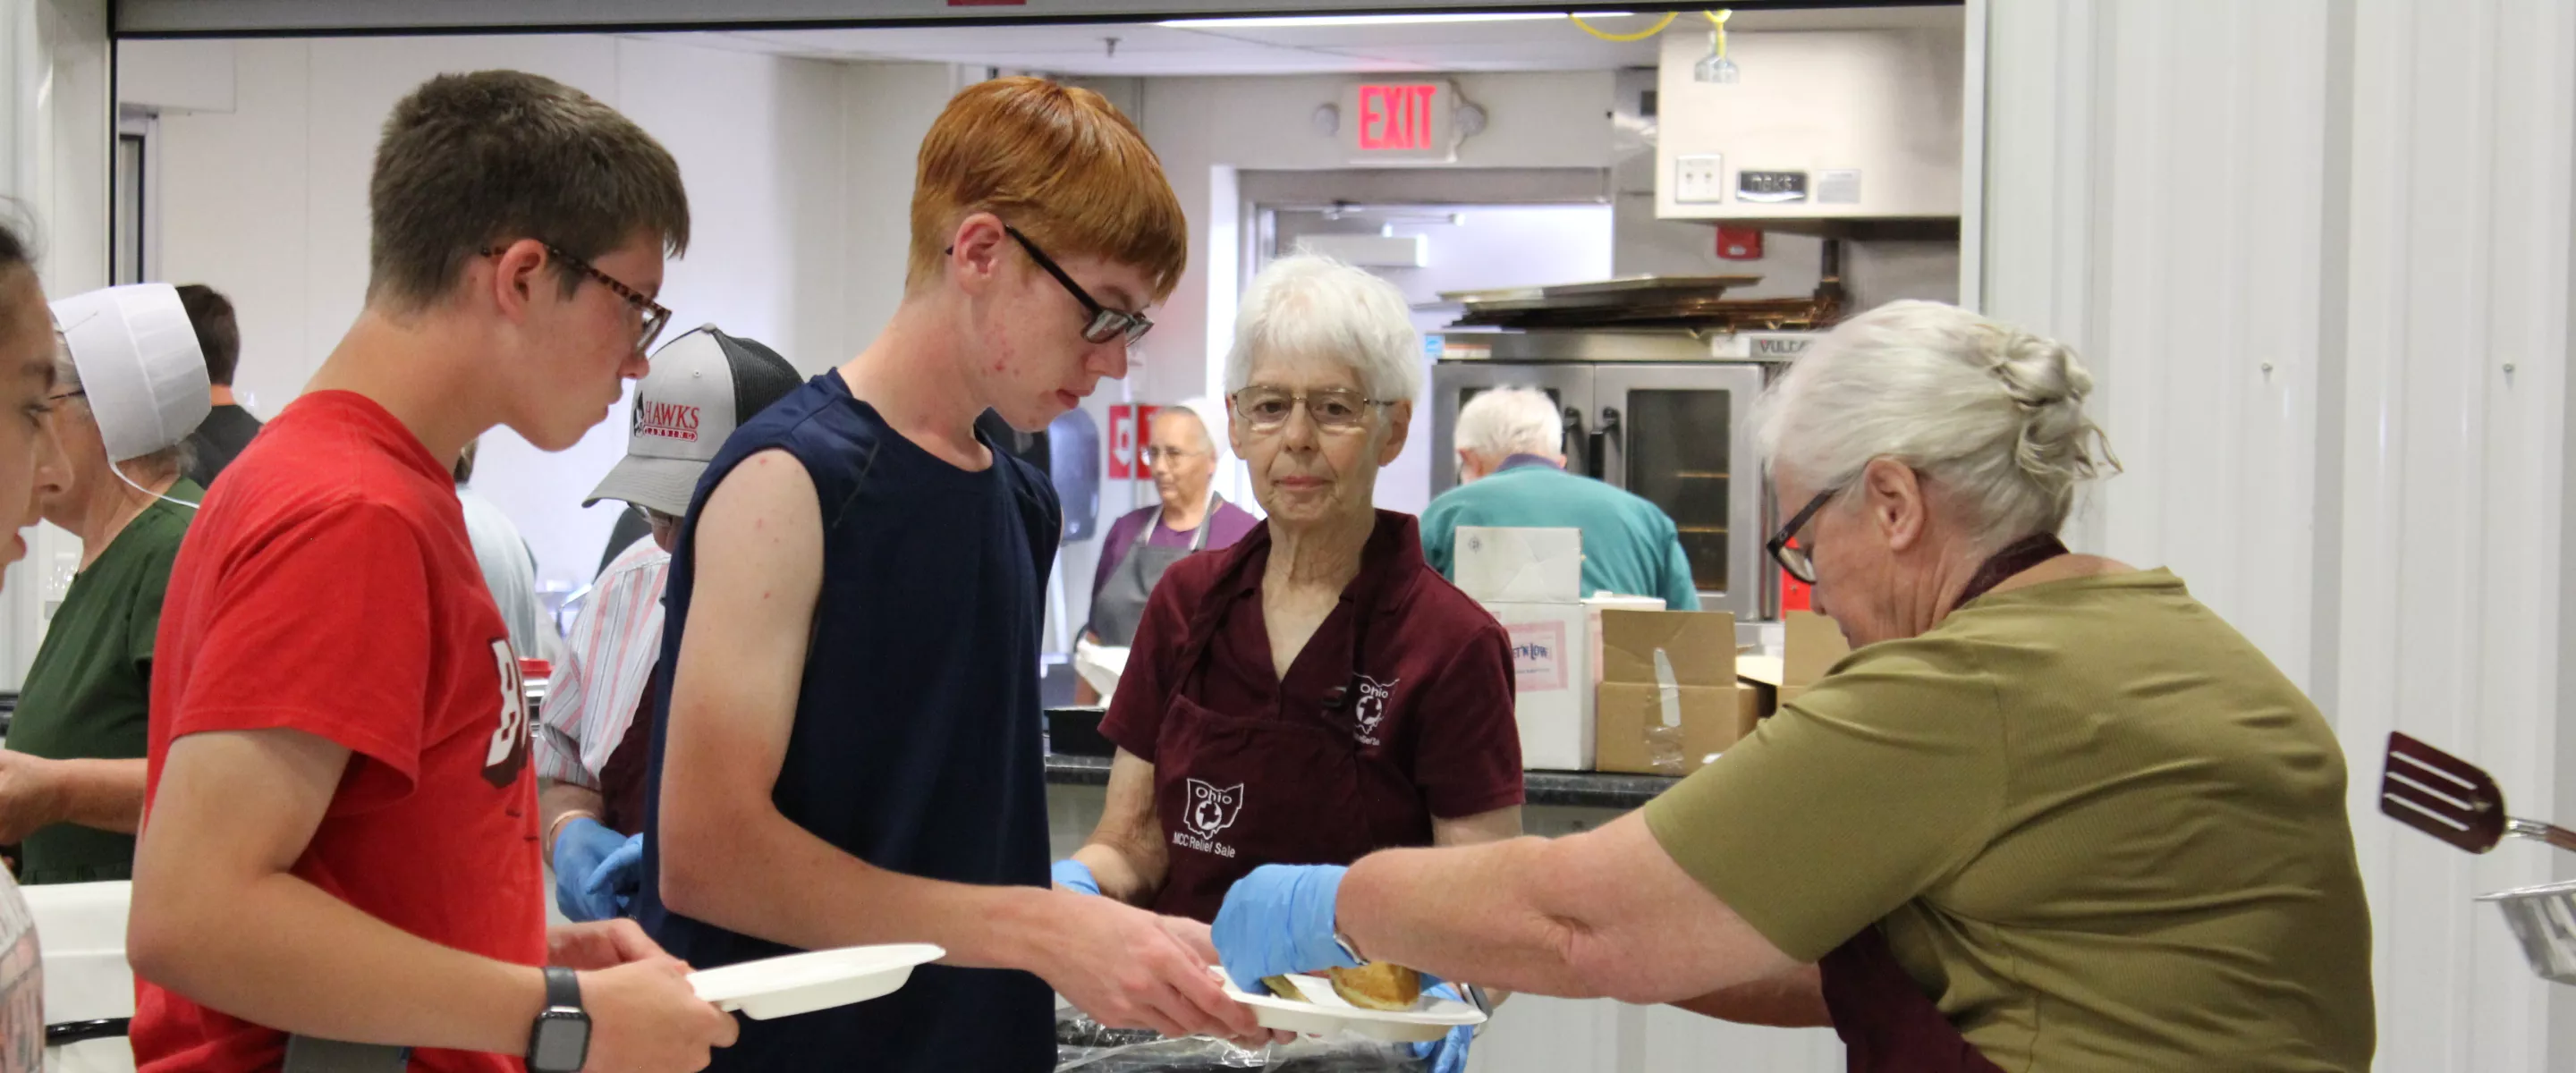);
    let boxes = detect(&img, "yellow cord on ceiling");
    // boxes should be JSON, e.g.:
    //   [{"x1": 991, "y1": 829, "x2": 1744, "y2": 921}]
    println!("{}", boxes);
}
[
  {"x1": 1707, "y1": 9, "x2": 1732, "y2": 58},
  {"x1": 1568, "y1": 11, "x2": 1679, "y2": 43}
]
